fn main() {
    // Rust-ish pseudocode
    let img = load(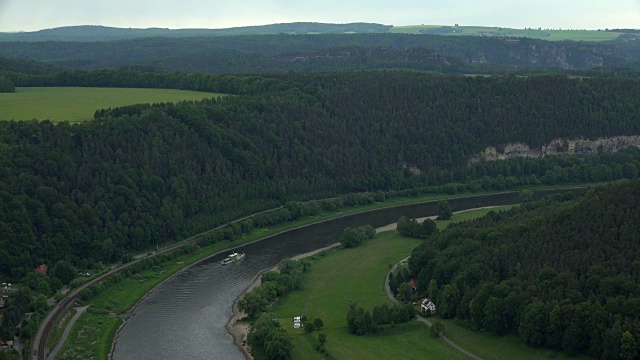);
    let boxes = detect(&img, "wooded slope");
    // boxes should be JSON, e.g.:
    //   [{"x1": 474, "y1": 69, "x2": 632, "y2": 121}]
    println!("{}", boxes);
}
[
  {"x1": 1, "y1": 72, "x2": 639, "y2": 281},
  {"x1": 409, "y1": 181, "x2": 640, "y2": 358}
]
